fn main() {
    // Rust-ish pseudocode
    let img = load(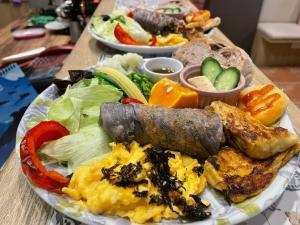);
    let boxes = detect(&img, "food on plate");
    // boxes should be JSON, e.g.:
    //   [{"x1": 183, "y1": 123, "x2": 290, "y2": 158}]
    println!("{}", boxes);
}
[
  {"x1": 164, "y1": 7, "x2": 182, "y2": 15},
  {"x1": 39, "y1": 124, "x2": 111, "y2": 173},
  {"x1": 204, "y1": 143, "x2": 300, "y2": 203},
  {"x1": 20, "y1": 121, "x2": 70, "y2": 193},
  {"x1": 188, "y1": 76, "x2": 216, "y2": 92},
  {"x1": 189, "y1": 57, "x2": 241, "y2": 91},
  {"x1": 122, "y1": 98, "x2": 144, "y2": 104},
  {"x1": 152, "y1": 67, "x2": 174, "y2": 74},
  {"x1": 148, "y1": 78, "x2": 198, "y2": 108},
  {"x1": 132, "y1": 8, "x2": 182, "y2": 35},
  {"x1": 208, "y1": 101, "x2": 299, "y2": 159},
  {"x1": 114, "y1": 23, "x2": 157, "y2": 46},
  {"x1": 63, "y1": 141, "x2": 210, "y2": 223},
  {"x1": 95, "y1": 67, "x2": 148, "y2": 103},
  {"x1": 173, "y1": 37, "x2": 253, "y2": 85},
  {"x1": 156, "y1": 33, "x2": 188, "y2": 46},
  {"x1": 185, "y1": 10, "x2": 221, "y2": 32},
  {"x1": 48, "y1": 82, "x2": 123, "y2": 133},
  {"x1": 156, "y1": 0, "x2": 193, "y2": 17},
  {"x1": 99, "y1": 53, "x2": 143, "y2": 74},
  {"x1": 186, "y1": 10, "x2": 211, "y2": 25},
  {"x1": 92, "y1": 14, "x2": 152, "y2": 44},
  {"x1": 127, "y1": 72, "x2": 154, "y2": 100},
  {"x1": 100, "y1": 103, "x2": 225, "y2": 158},
  {"x1": 98, "y1": 53, "x2": 154, "y2": 100},
  {"x1": 53, "y1": 70, "x2": 93, "y2": 94},
  {"x1": 200, "y1": 57, "x2": 223, "y2": 83},
  {"x1": 239, "y1": 84, "x2": 289, "y2": 126},
  {"x1": 214, "y1": 67, "x2": 241, "y2": 91},
  {"x1": 91, "y1": 8, "x2": 222, "y2": 48}
]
